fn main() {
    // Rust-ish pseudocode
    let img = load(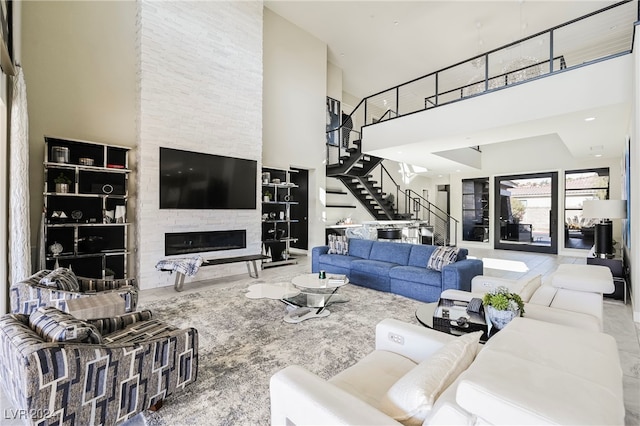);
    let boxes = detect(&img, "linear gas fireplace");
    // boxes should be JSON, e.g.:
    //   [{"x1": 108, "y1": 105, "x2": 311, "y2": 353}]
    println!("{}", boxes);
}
[{"x1": 165, "y1": 230, "x2": 246, "y2": 256}]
